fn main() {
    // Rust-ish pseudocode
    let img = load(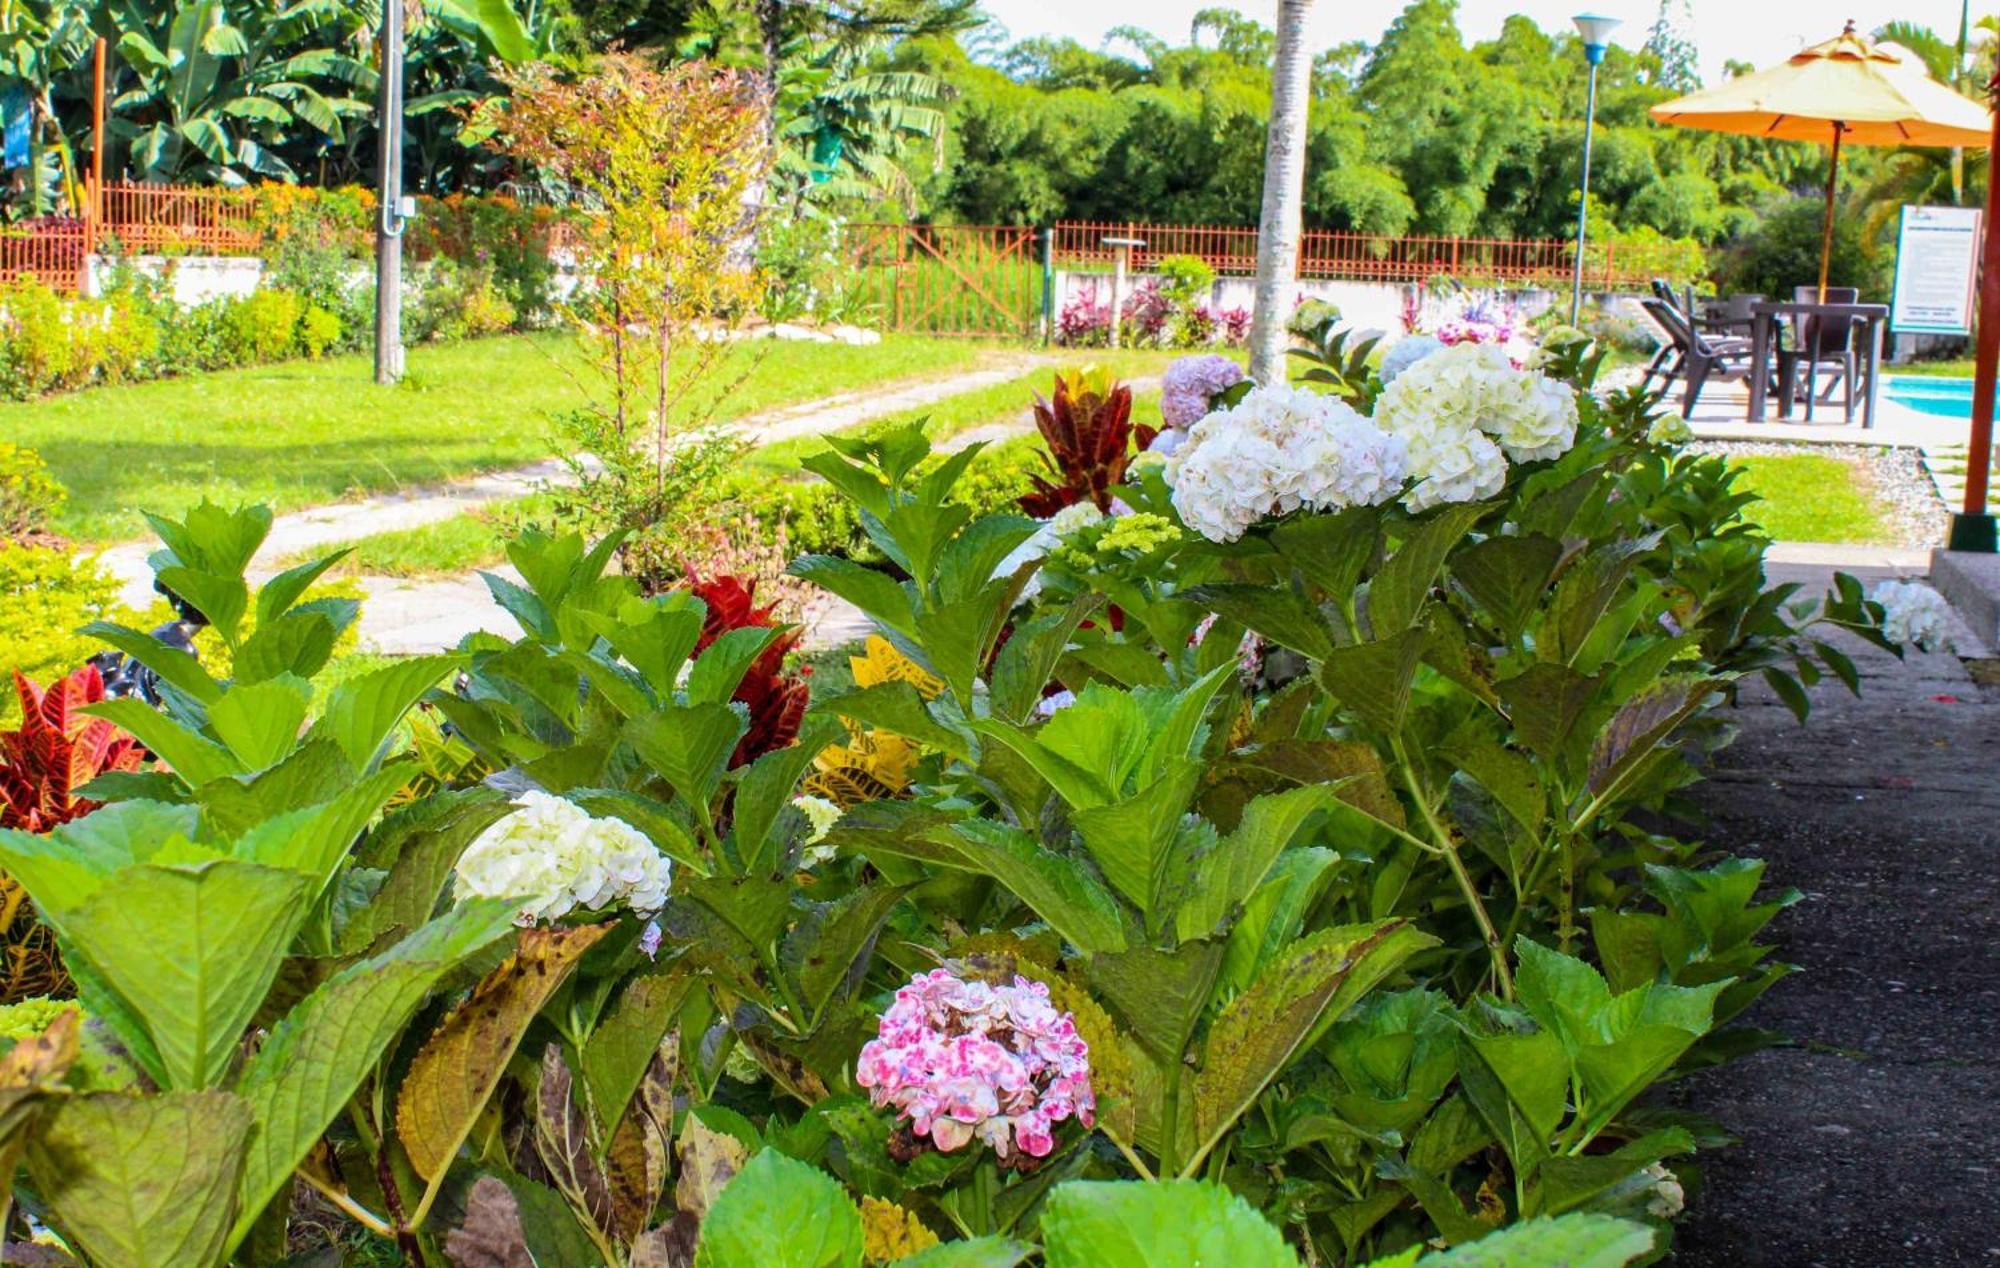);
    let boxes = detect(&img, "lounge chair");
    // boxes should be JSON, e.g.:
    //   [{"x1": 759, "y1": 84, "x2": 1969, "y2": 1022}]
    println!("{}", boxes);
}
[{"x1": 1639, "y1": 296, "x2": 1758, "y2": 419}]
